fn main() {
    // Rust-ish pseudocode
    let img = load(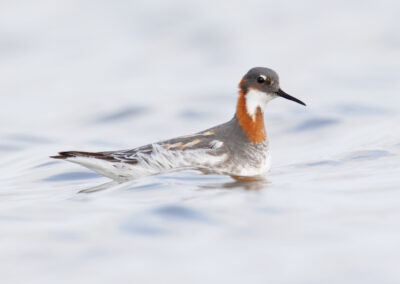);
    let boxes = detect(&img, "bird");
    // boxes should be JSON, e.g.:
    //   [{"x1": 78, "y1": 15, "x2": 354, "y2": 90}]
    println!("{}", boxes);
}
[{"x1": 52, "y1": 67, "x2": 306, "y2": 181}]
